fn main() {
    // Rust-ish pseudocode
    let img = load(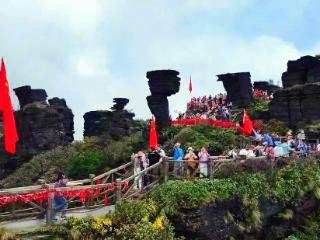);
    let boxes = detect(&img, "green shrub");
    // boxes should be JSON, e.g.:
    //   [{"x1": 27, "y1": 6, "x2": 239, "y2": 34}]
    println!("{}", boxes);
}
[
  {"x1": 66, "y1": 150, "x2": 105, "y2": 179},
  {"x1": 264, "y1": 119, "x2": 289, "y2": 136},
  {"x1": 162, "y1": 125, "x2": 242, "y2": 155},
  {"x1": 247, "y1": 98, "x2": 269, "y2": 120}
]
